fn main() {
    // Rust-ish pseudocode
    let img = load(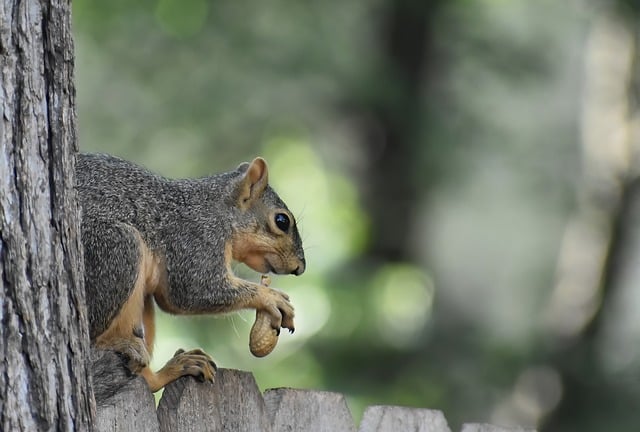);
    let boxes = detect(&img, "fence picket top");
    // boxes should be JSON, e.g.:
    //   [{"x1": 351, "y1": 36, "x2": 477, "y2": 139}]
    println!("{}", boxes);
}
[
  {"x1": 460, "y1": 424, "x2": 537, "y2": 432},
  {"x1": 264, "y1": 387, "x2": 357, "y2": 432},
  {"x1": 93, "y1": 368, "x2": 534, "y2": 432},
  {"x1": 95, "y1": 375, "x2": 160, "y2": 432},
  {"x1": 212, "y1": 368, "x2": 270, "y2": 432},
  {"x1": 157, "y1": 375, "x2": 221, "y2": 432},
  {"x1": 157, "y1": 368, "x2": 270, "y2": 432},
  {"x1": 358, "y1": 405, "x2": 452, "y2": 432}
]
